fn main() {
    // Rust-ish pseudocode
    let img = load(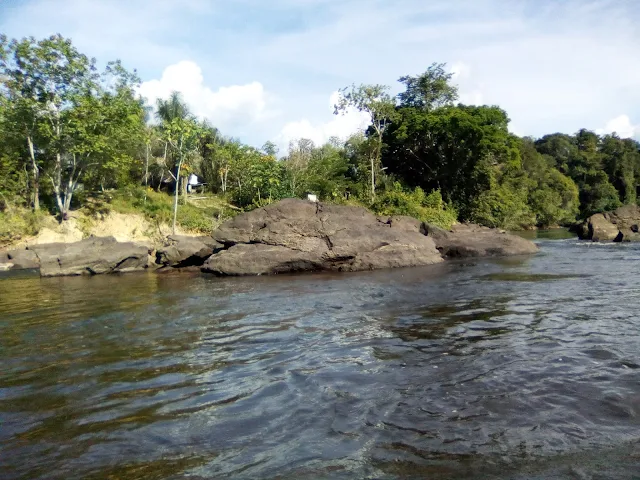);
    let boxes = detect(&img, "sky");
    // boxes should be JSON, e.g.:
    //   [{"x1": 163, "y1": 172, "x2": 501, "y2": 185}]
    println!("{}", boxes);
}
[{"x1": 1, "y1": 0, "x2": 639, "y2": 152}]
